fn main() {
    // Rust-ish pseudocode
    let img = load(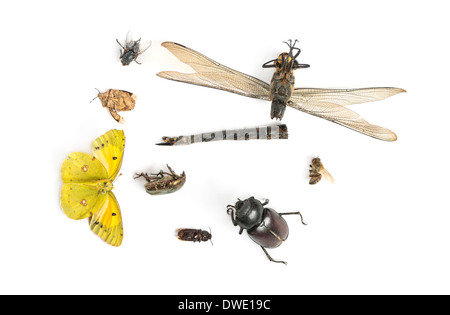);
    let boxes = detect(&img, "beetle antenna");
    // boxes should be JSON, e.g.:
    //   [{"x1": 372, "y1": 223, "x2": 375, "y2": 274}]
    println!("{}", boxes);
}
[{"x1": 209, "y1": 227, "x2": 213, "y2": 246}]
